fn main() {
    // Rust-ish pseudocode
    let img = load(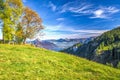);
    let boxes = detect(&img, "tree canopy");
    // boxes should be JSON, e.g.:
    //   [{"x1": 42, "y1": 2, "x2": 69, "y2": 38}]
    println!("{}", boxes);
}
[
  {"x1": 21, "y1": 7, "x2": 44, "y2": 43},
  {"x1": 0, "y1": 0, "x2": 44, "y2": 44}
]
